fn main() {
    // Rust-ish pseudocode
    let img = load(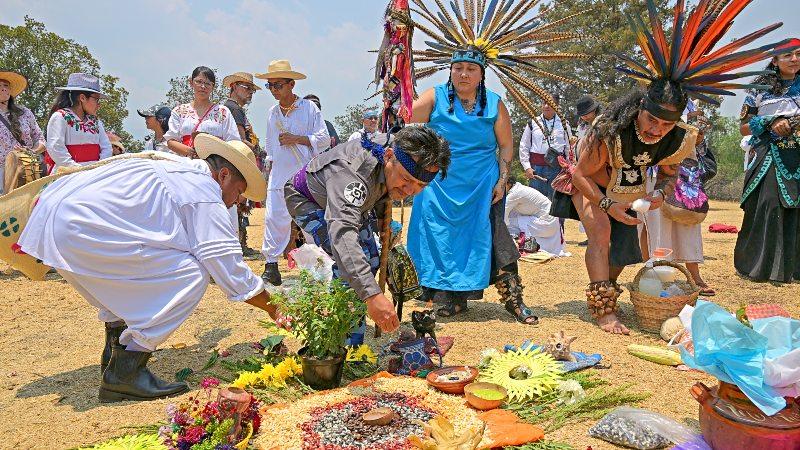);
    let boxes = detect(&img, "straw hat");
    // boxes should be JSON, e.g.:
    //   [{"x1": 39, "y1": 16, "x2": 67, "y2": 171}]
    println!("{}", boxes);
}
[
  {"x1": 222, "y1": 72, "x2": 262, "y2": 90},
  {"x1": 107, "y1": 132, "x2": 125, "y2": 151},
  {"x1": 255, "y1": 60, "x2": 307, "y2": 80},
  {"x1": 0, "y1": 70, "x2": 28, "y2": 97},
  {"x1": 194, "y1": 134, "x2": 266, "y2": 202}
]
